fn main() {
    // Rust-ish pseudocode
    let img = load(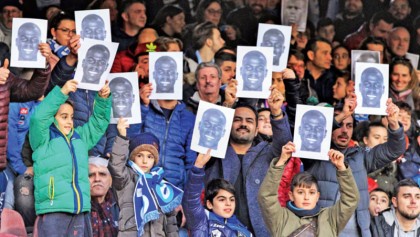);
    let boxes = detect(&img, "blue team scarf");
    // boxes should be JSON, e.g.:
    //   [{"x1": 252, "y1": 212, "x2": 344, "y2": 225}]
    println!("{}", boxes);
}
[
  {"x1": 208, "y1": 211, "x2": 253, "y2": 237},
  {"x1": 128, "y1": 161, "x2": 183, "y2": 237},
  {"x1": 47, "y1": 38, "x2": 70, "y2": 58}
]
